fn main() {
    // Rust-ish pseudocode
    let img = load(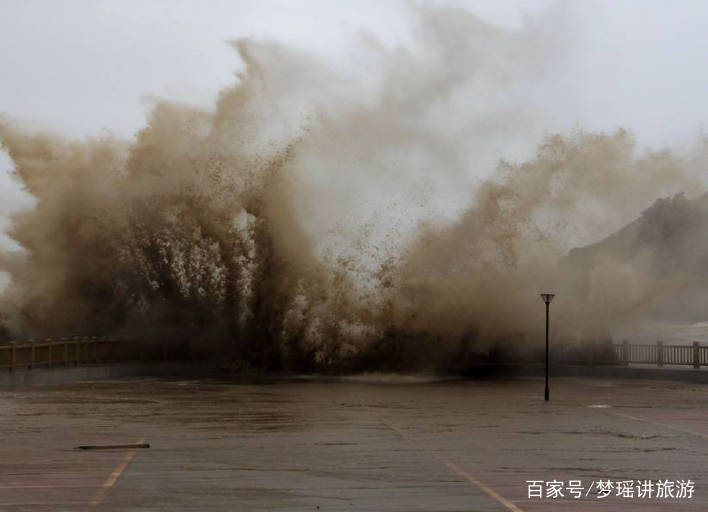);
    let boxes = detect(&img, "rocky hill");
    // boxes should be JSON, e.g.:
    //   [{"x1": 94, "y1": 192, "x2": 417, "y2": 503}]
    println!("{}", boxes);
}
[{"x1": 563, "y1": 191, "x2": 708, "y2": 331}]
